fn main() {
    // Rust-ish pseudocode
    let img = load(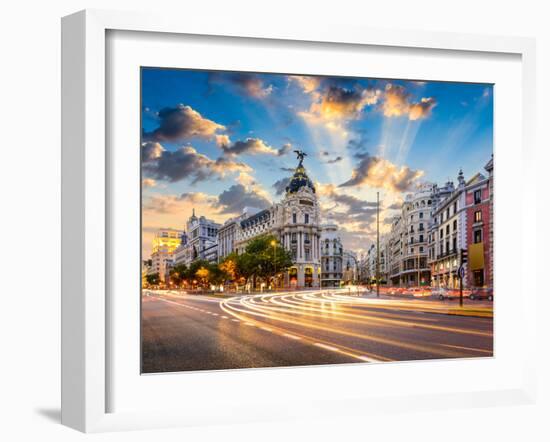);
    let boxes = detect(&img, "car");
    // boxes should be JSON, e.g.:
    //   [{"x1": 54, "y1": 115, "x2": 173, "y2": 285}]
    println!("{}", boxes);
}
[
  {"x1": 469, "y1": 287, "x2": 493, "y2": 301},
  {"x1": 431, "y1": 288, "x2": 472, "y2": 300}
]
